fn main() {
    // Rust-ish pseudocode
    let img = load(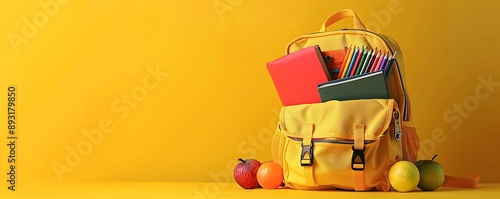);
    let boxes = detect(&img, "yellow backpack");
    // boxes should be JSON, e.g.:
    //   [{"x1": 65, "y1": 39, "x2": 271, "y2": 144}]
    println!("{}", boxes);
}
[
  {"x1": 270, "y1": 9, "x2": 419, "y2": 191},
  {"x1": 271, "y1": 9, "x2": 480, "y2": 191}
]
